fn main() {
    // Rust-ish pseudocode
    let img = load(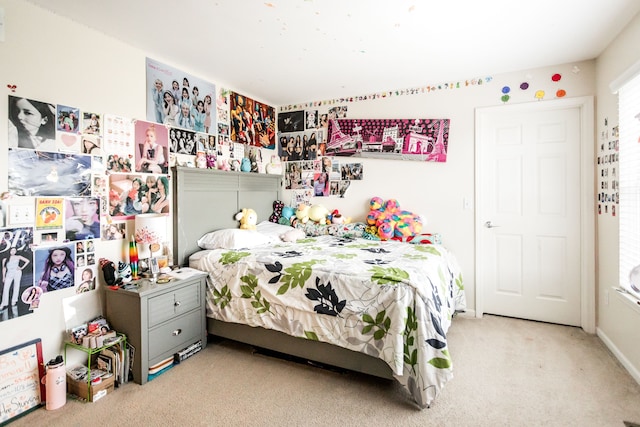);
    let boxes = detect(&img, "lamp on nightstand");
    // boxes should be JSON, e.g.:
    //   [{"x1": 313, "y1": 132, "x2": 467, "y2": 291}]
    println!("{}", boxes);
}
[{"x1": 134, "y1": 213, "x2": 166, "y2": 263}]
